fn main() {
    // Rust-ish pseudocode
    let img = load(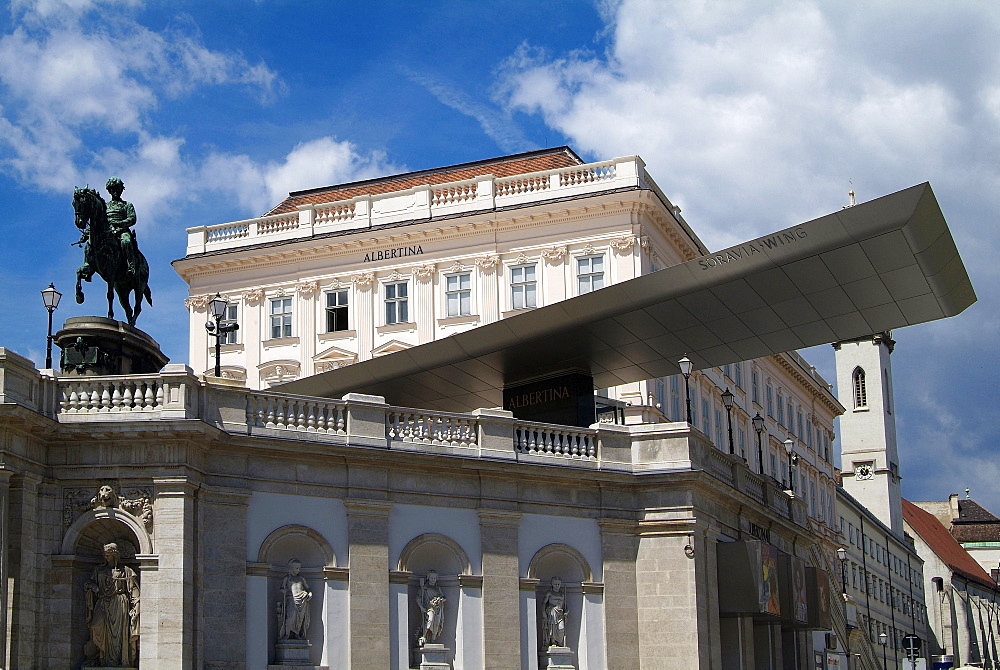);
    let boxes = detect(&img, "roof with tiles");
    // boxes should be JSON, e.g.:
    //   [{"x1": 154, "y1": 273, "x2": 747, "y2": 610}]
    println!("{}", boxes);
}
[
  {"x1": 902, "y1": 498, "x2": 997, "y2": 589},
  {"x1": 264, "y1": 146, "x2": 584, "y2": 216},
  {"x1": 951, "y1": 498, "x2": 1000, "y2": 543}
]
